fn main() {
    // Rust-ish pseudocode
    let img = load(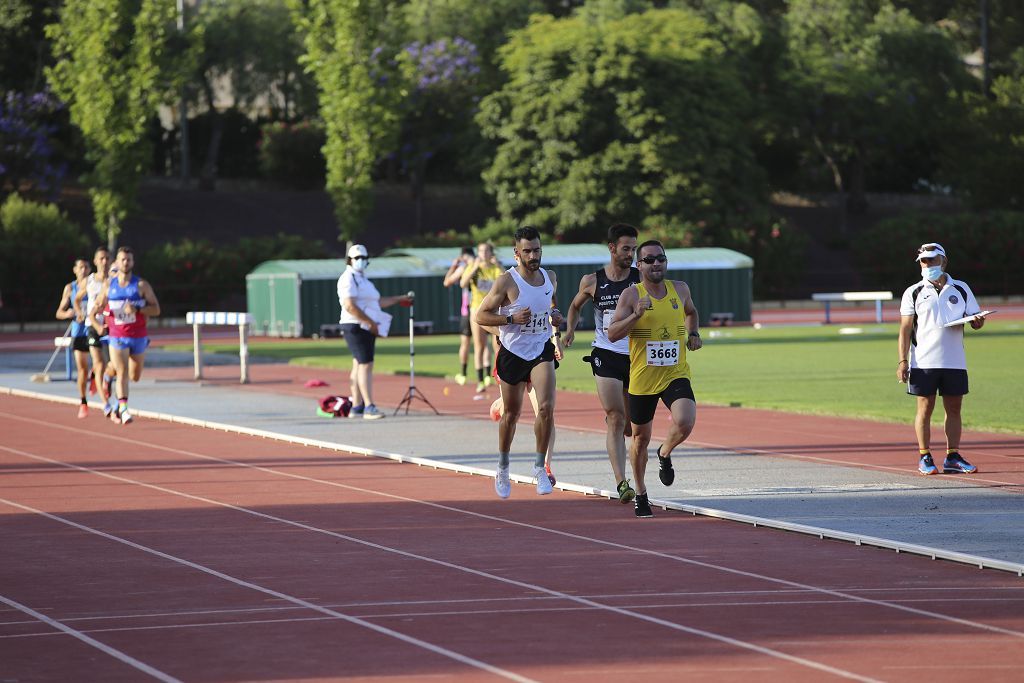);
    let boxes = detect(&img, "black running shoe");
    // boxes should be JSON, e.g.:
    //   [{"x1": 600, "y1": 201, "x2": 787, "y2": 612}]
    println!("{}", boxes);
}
[
  {"x1": 634, "y1": 493, "x2": 653, "y2": 518},
  {"x1": 657, "y1": 445, "x2": 675, "y2": 486}
]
